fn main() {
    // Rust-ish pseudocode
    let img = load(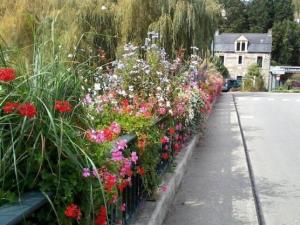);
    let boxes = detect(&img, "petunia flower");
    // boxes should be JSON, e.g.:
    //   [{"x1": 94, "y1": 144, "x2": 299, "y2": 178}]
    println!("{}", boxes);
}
[
  {"x1": 131, "y1": 152, "x2": 138, "y2": 164},
  {"x1": 82, "y1": 168, "x2": 91, "y2": 177}
]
